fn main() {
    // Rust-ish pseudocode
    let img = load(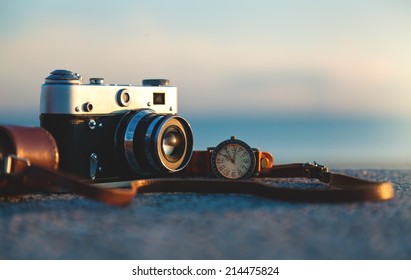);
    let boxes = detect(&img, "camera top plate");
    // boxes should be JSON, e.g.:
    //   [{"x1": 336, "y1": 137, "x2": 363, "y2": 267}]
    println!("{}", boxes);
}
[{"x1": 40, "y1": 69, "x2": 178, "y2": 115}]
